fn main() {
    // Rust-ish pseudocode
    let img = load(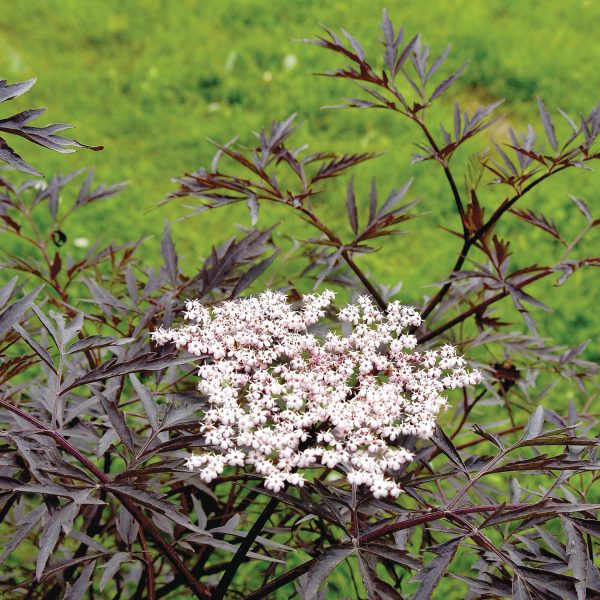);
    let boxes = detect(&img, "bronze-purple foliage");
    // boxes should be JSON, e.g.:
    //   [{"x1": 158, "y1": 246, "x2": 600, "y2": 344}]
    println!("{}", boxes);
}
[{"x1": 0, "y1": 10, "x2": 599, "y2": 600}]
